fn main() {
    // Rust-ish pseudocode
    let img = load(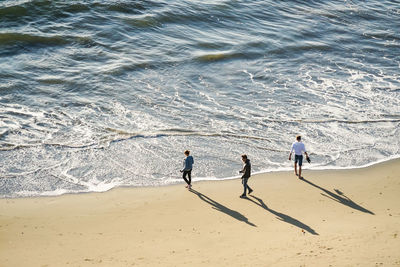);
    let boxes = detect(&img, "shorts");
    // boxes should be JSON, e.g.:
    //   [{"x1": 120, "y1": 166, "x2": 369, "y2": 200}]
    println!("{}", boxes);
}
[{"x1": 295, "y1": 155, "x2": 303, "y2": 166}]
